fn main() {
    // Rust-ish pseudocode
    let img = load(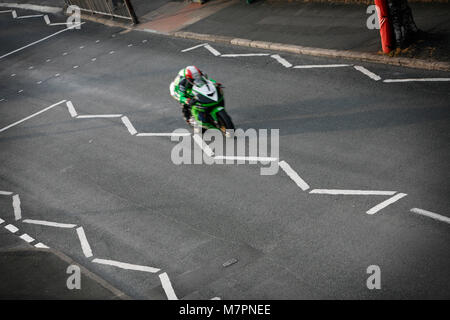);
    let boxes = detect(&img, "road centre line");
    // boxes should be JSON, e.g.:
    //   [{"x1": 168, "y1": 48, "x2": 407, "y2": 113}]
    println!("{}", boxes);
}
[
  {"x1": 310, "y1": 189, "x2": 396, "y2": 196},
  {"x1": 278, "y1": 161, "x2": 310, "y2": 191},
  {"x1": 23, "y1": 219, "x2": 77, "y2": 228},
  {"x1": 366, "y1": 193, "x2": 407, "y2": 215},
  {"x1": 354, "y1": 66, "x2": 382, "y2": 81},
  {"x1": 76, "y1": 227, "x2": 93, "y2": 258},
  {"x1": 0, "y1": 100, "x2": 66, "y2": 133},
  {"x1": 121, "y1": 116, "x2": 137, "y2": 135},
  {"x1": 159, "y1": 272, "x2": 178, "y2": 300},
  {"x1": 92, "y1": 258, "x2": 160, "y2": 273},
  {"x1": 410, "y1": 208, "x2": 450, "y2": 224},
  {"x1": 0, "y1": 23, "x2": 84, "y2": 60}
]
